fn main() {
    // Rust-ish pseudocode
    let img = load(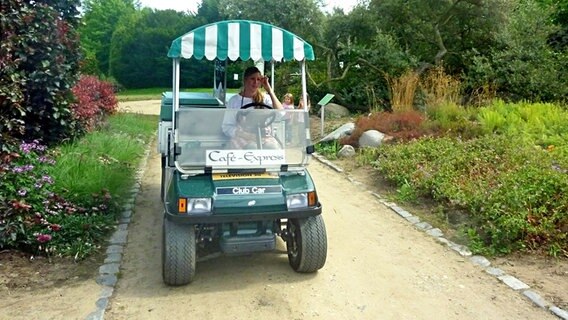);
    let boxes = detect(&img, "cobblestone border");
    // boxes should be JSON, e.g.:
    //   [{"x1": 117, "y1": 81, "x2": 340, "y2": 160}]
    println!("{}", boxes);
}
[
  {"x1": 85, "y1": 145, "x2": 151, "y2": 320},
  {"x1": 312, "y1": 152, "x2": 568, "y2": 320}
]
